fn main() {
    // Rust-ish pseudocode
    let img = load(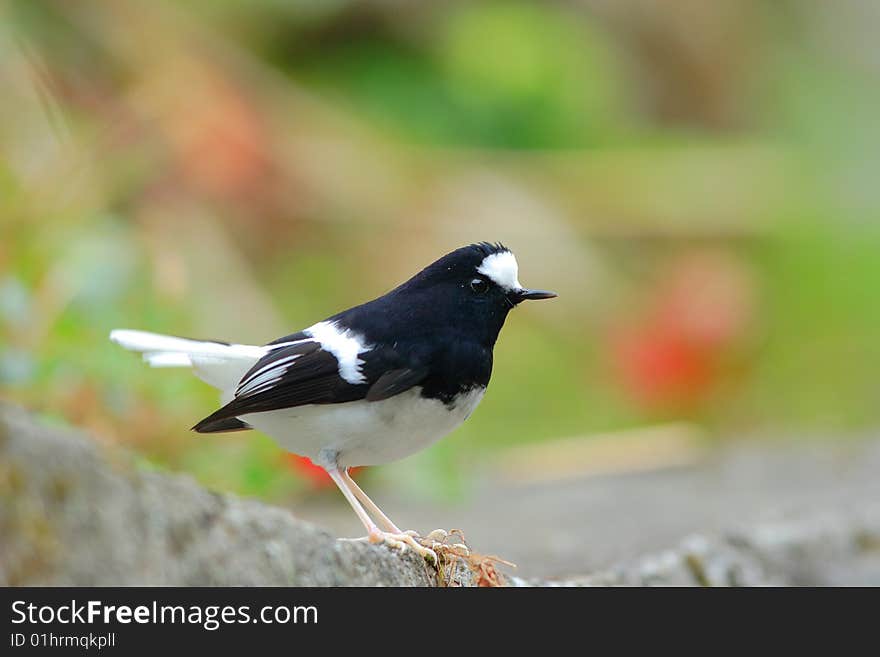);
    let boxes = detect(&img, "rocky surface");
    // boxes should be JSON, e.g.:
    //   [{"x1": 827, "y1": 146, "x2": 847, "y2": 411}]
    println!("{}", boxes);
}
[
  {"x1": 2, "y1": 402, "x2": 878, "y2": 586},
  {"x1": 300, "y1": 432, "x2": 880, "y2": 580},
  {"x1": 0, "y1": 403, "x2": 441, "y2": 586}
]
